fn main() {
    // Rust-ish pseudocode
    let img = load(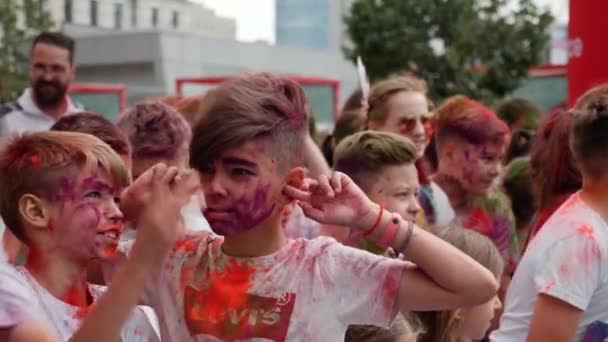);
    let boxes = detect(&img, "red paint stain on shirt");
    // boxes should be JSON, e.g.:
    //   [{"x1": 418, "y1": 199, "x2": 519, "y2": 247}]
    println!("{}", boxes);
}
[
  {"x1": 577, "y1": 224, "x2": 594, "y2": 238},
  {"x1": 186, "y1": 259, "x2": 255, "y2": 324},
  {"x1": 542, "y1": 280, "x2": 556, "y2": 292},
  {"x1": 175, "y1": 238, "x2": 197, "y2": 252},
  {"x1": 465, "y1": 208, "x2": 493, "y2": 236}
]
